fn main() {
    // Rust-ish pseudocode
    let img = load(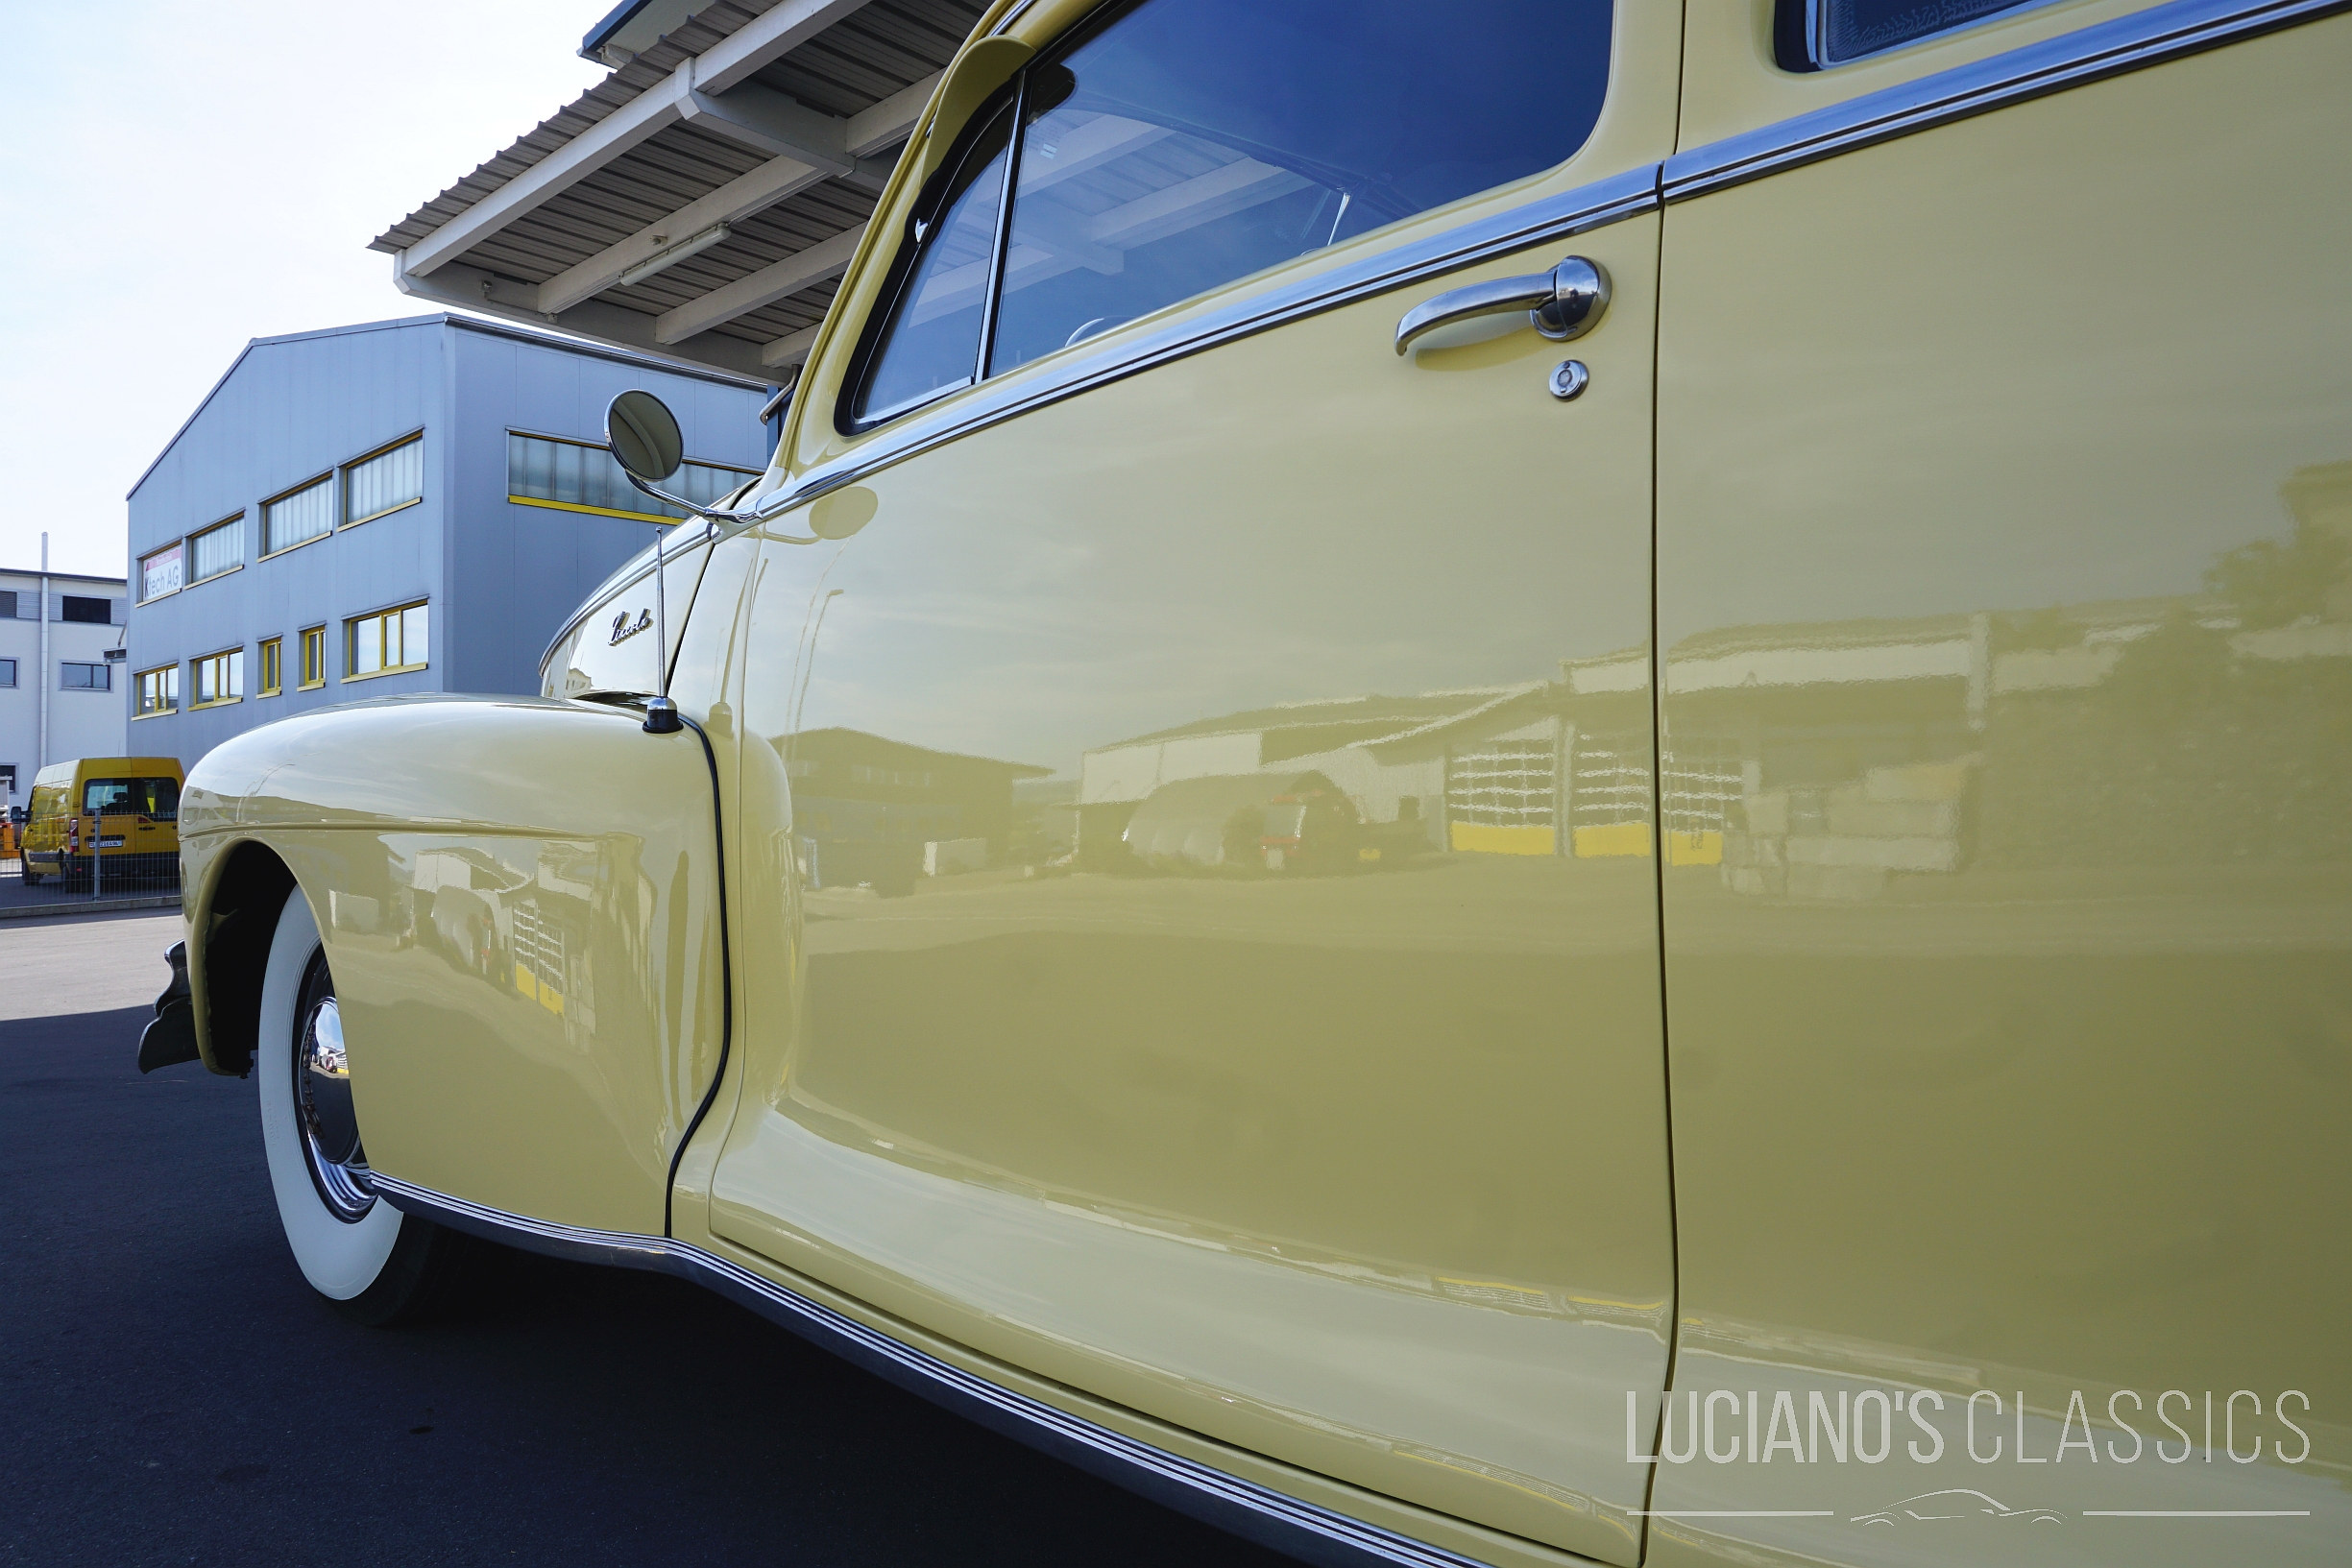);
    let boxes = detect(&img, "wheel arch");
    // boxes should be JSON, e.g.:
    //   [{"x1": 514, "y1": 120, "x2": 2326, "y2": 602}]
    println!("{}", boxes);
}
[{"x1": 185, "y1": 837, "x2": 301, "y2": 1077}]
